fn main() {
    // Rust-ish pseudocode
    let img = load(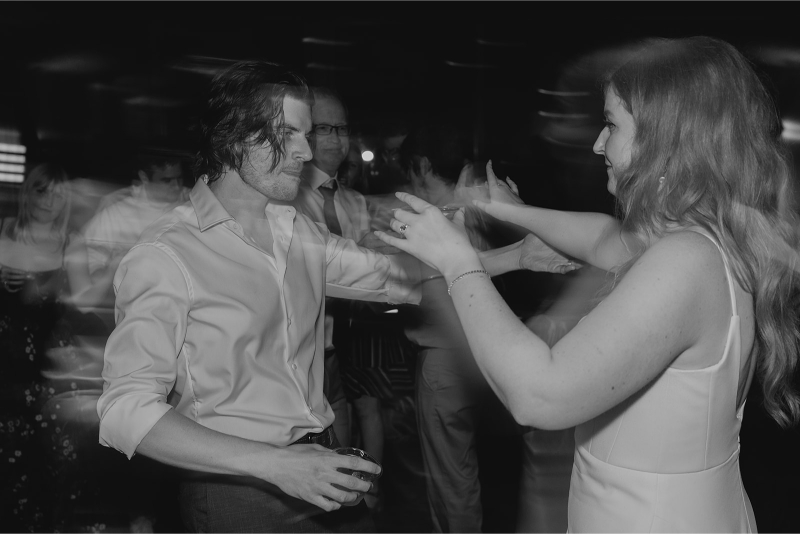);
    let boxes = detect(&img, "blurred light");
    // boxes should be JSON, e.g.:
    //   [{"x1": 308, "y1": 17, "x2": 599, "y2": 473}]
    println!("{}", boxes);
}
[
  {"x1": 0, "y1": 139, "x2": 27, "y2": 183},
  {"x1": 0, "y1": 142, "x2": 26, "y2": 154},
  {"x1": 0, "y1": 153, "x2": 25, "y2": 163},
  {"x1": 444, "y1": 60, "x2": 497, "y2": 69},
  {"x1": 538, "y1": 111, "x2": 591, "y2": 119},
  {"x1": 538, "y1": 89, "x2": 592, "y2": 97},
  {"x1": 0, "y1": 163, "x2": 25, "y2": 174},
  {"x1": 361, "y1": 150, "x2": 374, "y2": 162},
  {"x1": 302, "y1": 37, "x2": 354, "y2": 46},
  {"x1": 781, "y1": 119, "x2": 800, "y2": 142},
  {"x1": 0, "y1": 172, "x2": 24, "y2": 183},
  {"x1": 383, "y1": 308, "x2": 398, "y2": 314}
]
